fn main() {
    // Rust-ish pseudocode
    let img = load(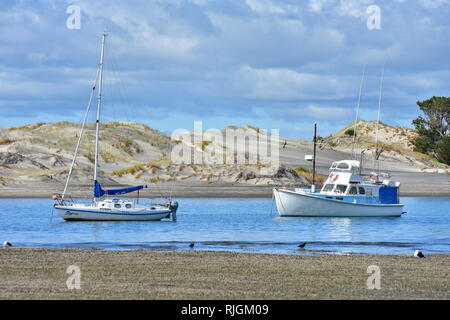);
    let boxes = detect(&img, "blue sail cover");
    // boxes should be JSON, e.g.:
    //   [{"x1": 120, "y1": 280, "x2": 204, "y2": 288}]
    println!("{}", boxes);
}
[{"x1": 94, "y1": 180, "x2": 146, "y2": 198}]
